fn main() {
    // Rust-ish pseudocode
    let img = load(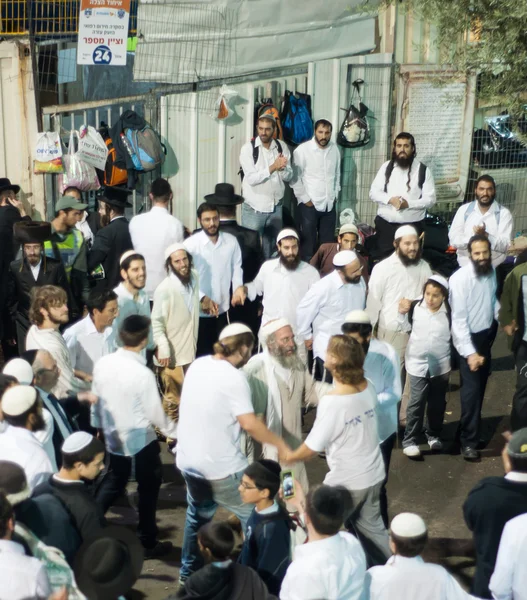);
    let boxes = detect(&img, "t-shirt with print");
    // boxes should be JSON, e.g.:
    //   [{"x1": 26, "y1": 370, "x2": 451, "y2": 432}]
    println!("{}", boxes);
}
[
  {"x1": 305, "y1": 382, "x2": 385, "y2": 491},
  {"x1": 176, "y1": 355, "x2": 254, "y2": 480}
]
